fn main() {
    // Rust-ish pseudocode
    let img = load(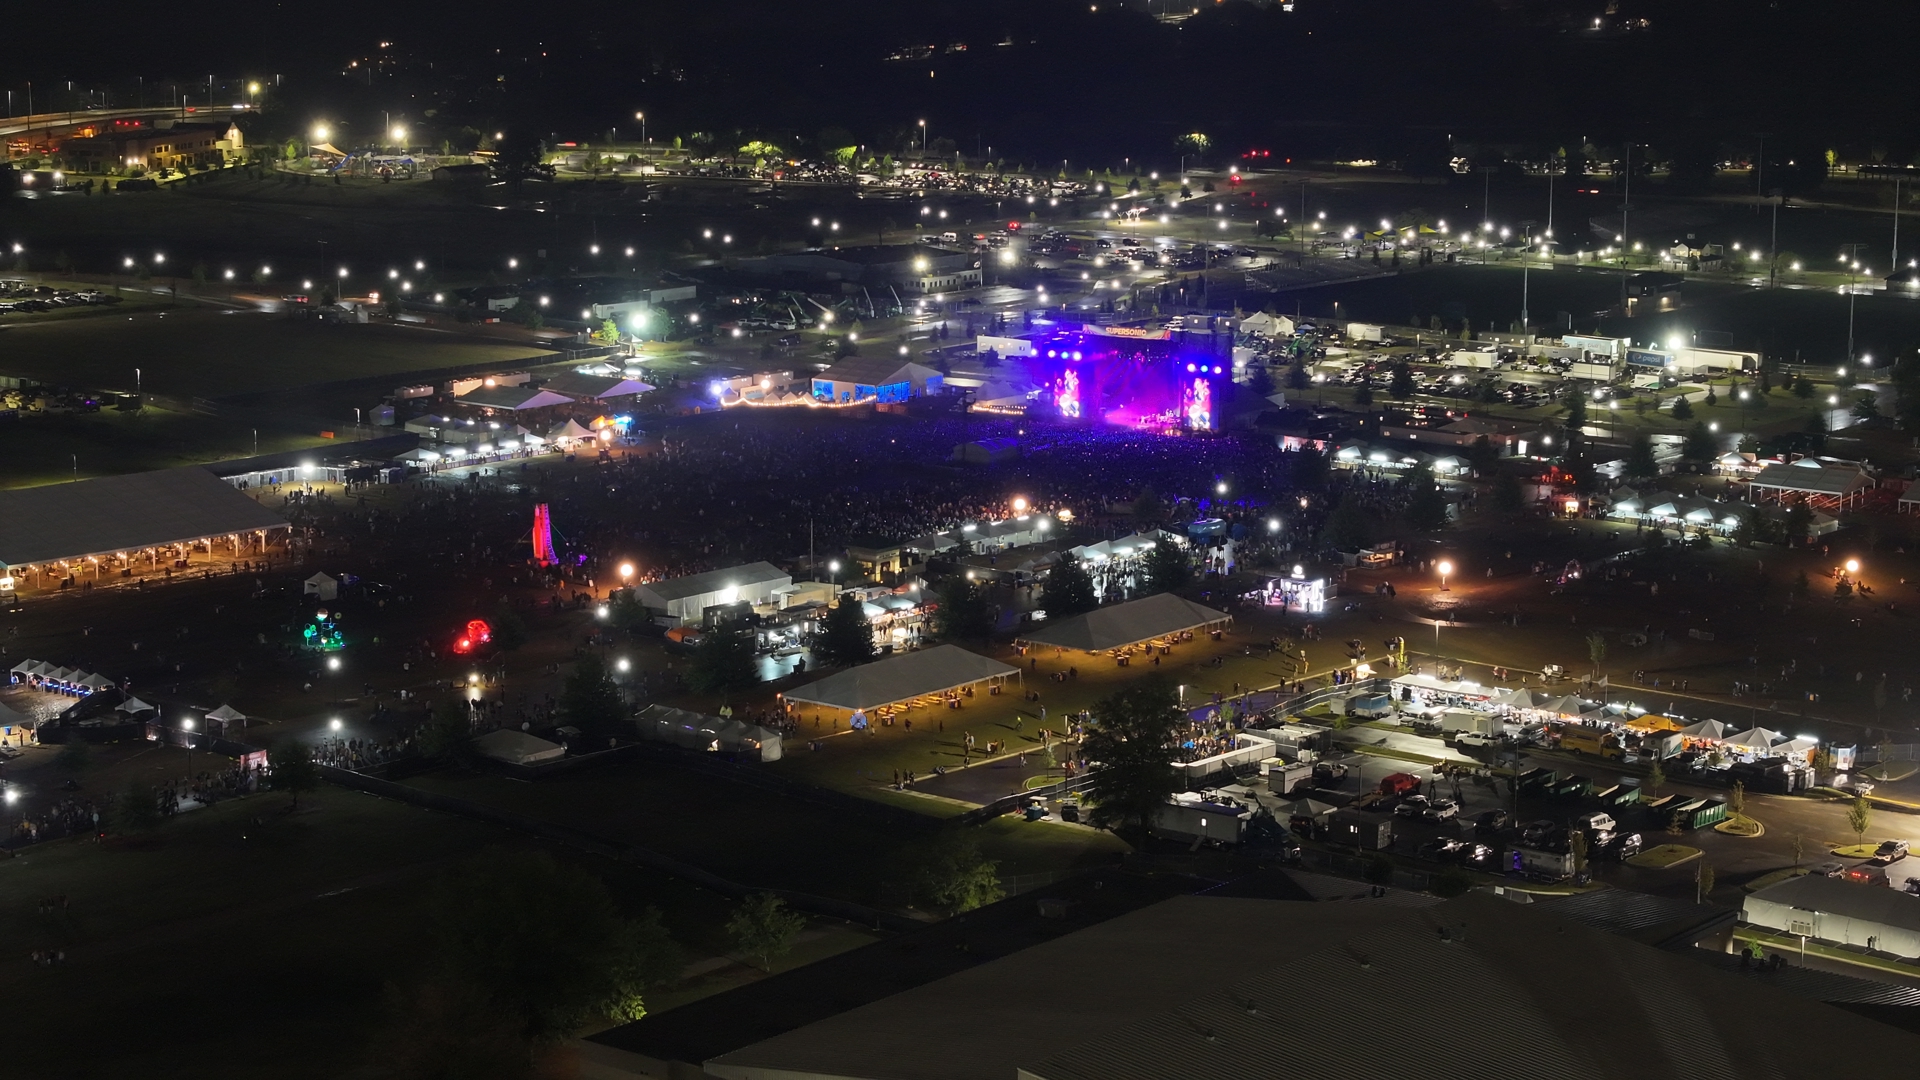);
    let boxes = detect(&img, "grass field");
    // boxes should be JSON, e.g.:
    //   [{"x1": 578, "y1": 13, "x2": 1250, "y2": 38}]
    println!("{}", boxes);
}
[
  {"x1": 0, "y1": 305, "x2": 551, "y2": 399},
  {"x1": 0, "y1": 778, "x2": 877, "y2": 1080},
  {"x1": 0, "y1": 403, "x2": 329, "y2": 487},
  {"x1": 404, "y1": 757, "x2": 1127, "y2": 906}
]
